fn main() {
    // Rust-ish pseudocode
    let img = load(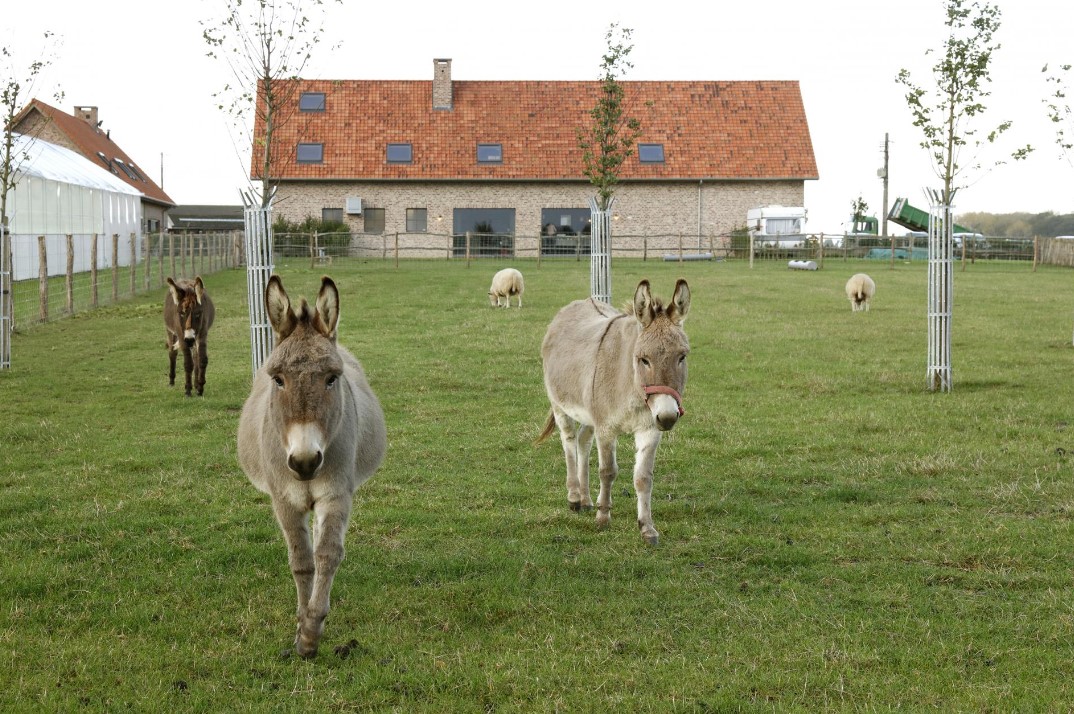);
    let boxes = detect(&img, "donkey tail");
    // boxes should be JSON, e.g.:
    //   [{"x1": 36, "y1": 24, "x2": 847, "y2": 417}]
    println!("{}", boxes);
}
[{"x1": 534, "y1": 410, "x2": 557, "y2": 446}]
